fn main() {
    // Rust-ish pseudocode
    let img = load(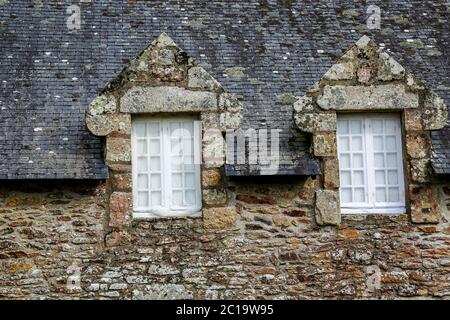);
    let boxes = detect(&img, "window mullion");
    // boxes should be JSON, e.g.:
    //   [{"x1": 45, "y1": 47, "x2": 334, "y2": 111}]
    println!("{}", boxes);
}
[
  {"x1": 162, "y1": 121, "x2": 171, "y2": 210},
  {"x1": 365, "y1": 117, "x2": 375, "y2": 207}
]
